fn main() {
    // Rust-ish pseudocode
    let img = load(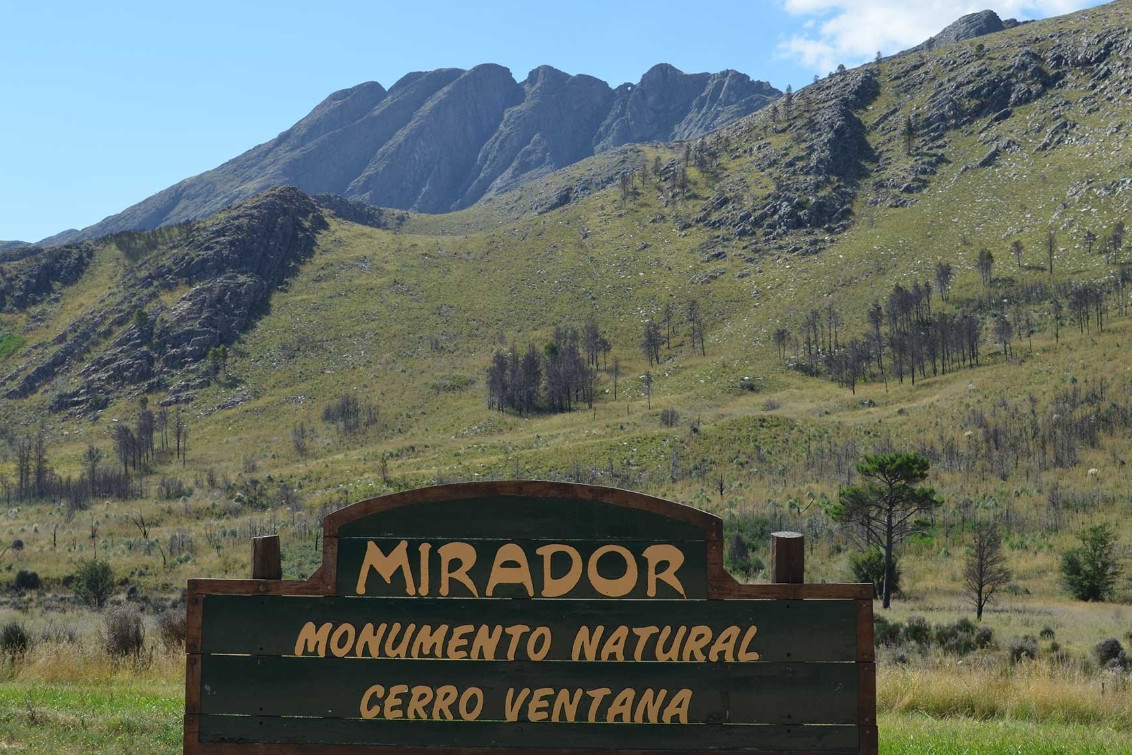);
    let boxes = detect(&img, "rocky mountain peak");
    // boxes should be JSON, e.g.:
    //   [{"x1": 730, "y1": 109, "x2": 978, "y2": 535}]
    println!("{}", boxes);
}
[
  {"x1": 51, "y1": 63, "x2": 781, "y2": 242},
  {"x1": 907, "y1": 9, "x2": 1006, "y2": 53}
]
